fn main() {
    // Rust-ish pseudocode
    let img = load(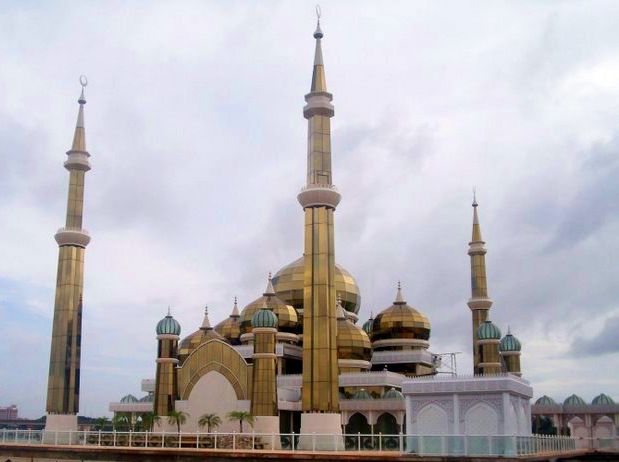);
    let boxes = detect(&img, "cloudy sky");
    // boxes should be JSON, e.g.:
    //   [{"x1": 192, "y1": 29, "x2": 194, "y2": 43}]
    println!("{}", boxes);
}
[{"x1": 1, "y1": 1, "x2": 618, "y2": 418}]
